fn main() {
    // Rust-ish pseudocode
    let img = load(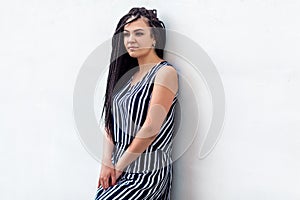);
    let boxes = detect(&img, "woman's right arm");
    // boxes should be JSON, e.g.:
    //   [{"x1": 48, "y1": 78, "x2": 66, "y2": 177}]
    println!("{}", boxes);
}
[{"x1": 97, "y1": 128, "x2": 116, "y2": 189}]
